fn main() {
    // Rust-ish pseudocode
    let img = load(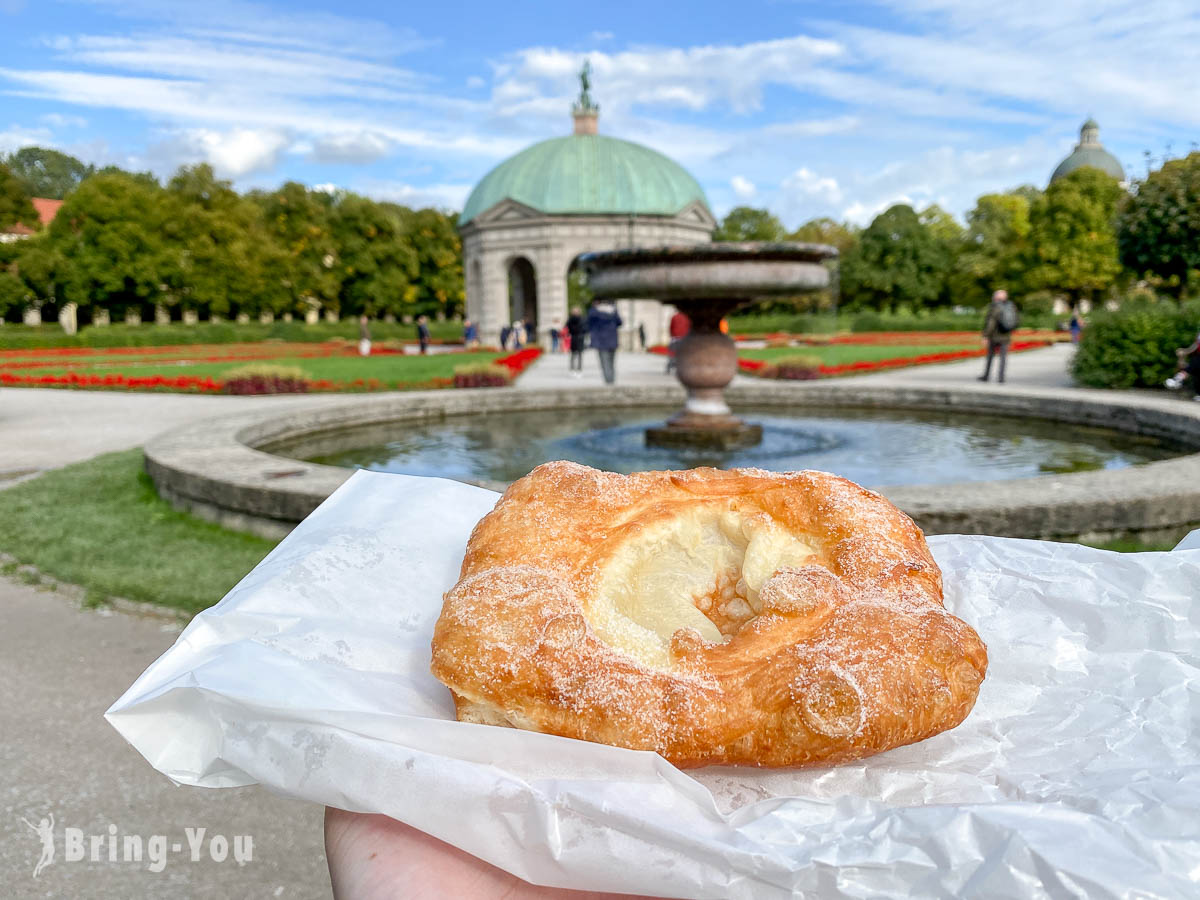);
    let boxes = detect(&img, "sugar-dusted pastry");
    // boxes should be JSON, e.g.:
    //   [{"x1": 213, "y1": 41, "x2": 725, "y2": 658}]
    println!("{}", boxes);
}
[{"x1": 430, "y1": 462, "x2": 987, "y2": 768}]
